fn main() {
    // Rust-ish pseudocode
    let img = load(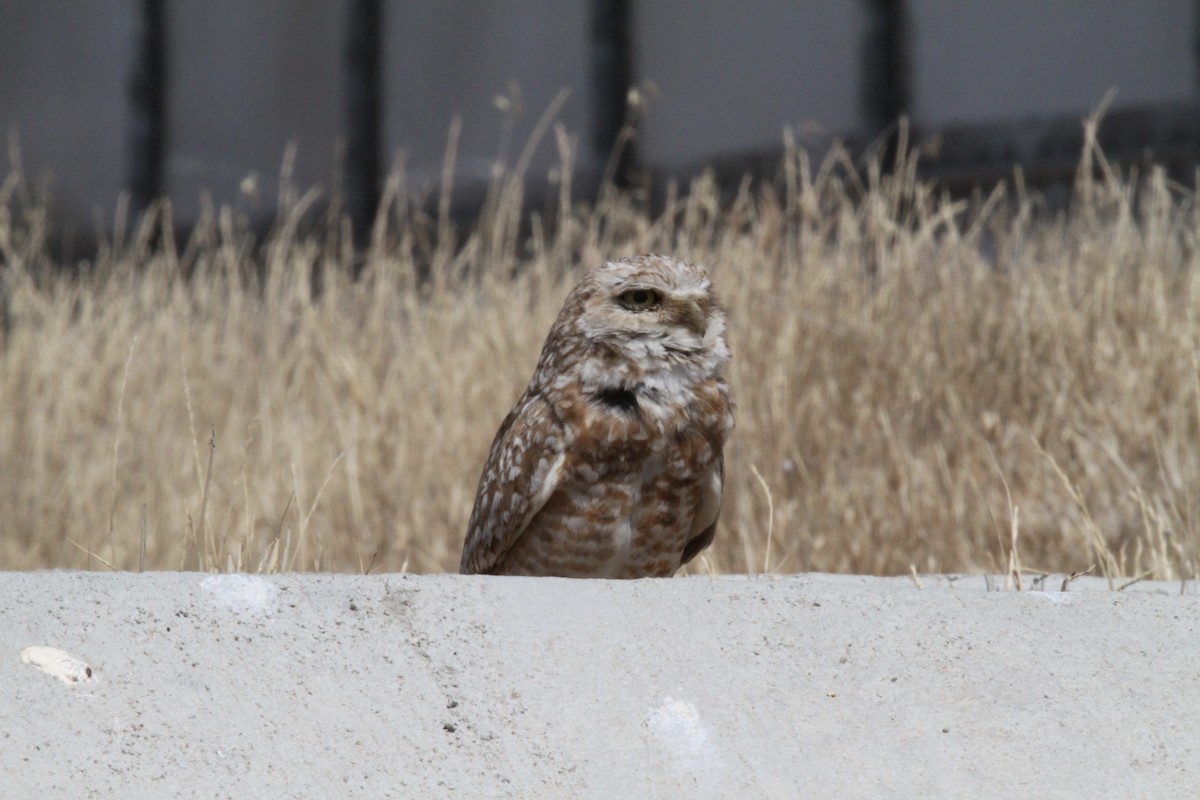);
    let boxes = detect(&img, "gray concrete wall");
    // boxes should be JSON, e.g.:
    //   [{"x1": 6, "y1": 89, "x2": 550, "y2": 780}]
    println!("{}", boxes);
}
[{"x1": 4, "y1": 571, "x2": 1198, "y2": 797}]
